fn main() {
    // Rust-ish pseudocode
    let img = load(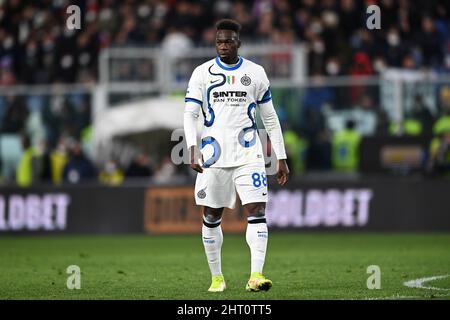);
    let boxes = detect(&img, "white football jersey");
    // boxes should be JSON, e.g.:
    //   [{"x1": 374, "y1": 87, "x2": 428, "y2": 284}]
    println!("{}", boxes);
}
[{"x1": 185, "y1": 56, "x2": 273, "y2": 168}]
